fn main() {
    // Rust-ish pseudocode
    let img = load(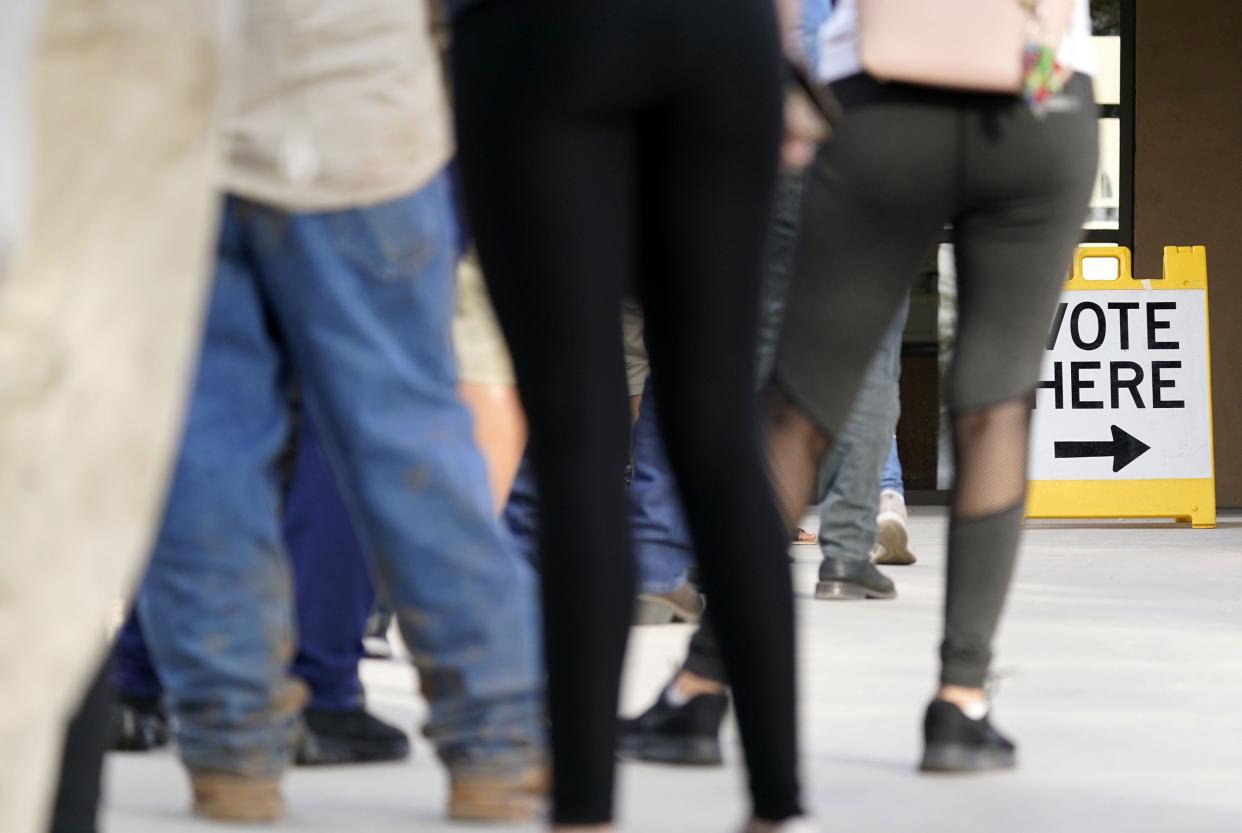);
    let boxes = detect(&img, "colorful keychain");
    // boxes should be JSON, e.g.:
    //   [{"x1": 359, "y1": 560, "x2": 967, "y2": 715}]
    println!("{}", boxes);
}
[{"x1": 1020, "y1": 0, "x2": 1074, "y2": 116}]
